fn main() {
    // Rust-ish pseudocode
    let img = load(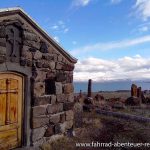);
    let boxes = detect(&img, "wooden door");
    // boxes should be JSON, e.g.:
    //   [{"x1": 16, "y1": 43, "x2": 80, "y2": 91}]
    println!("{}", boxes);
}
[{"x1": 0, "y1": 73, "x2": 23, "y2": 150}]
